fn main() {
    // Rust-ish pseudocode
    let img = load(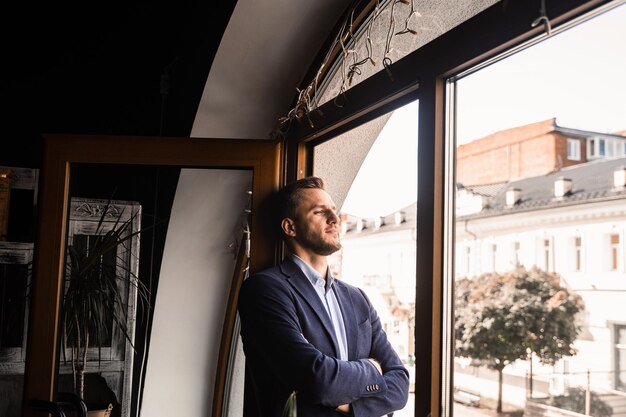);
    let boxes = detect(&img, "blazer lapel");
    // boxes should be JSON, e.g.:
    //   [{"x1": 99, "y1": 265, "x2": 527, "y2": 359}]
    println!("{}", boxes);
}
[
  {"x1": 280, "y1": 259, "x2": 341, "y2": 357},
  {"x1": 333, "y1": 281, "x2": 358, "y2": 360}
]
